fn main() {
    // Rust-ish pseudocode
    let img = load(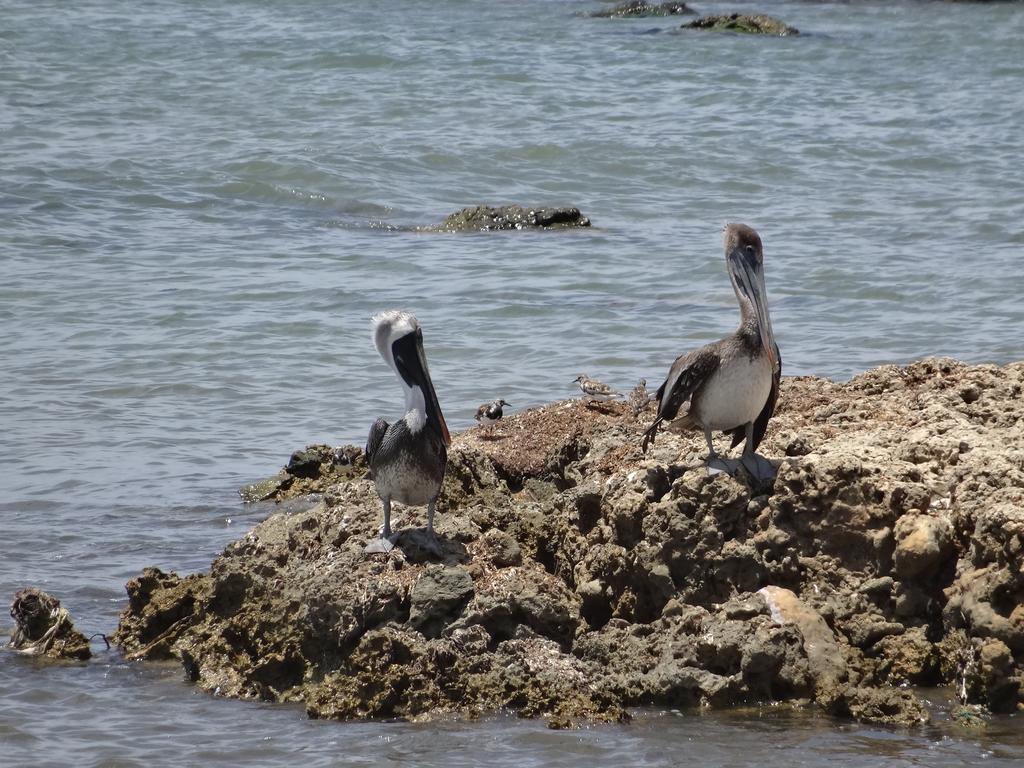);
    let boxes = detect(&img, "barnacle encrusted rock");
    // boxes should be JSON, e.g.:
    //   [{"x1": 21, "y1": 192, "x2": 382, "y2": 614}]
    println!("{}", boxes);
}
[
  {"x1": 423, "y1": 205, "x2": 591, "y2": 232},
  {"x1": 684, "y1": 14, "x2": 799, "y2": 36},
  {"x1": 115, "y1": 359, "x2": 1024, "y2": 726},
  {"x1": 8, "y1": 588, "x2": 91, "y2": 660},
  {"x1": 590, "y1": 1, "x2": 695, "y2": 18}
]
